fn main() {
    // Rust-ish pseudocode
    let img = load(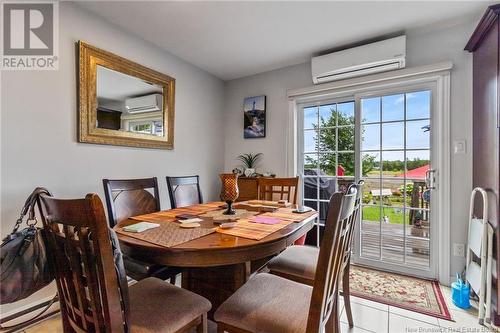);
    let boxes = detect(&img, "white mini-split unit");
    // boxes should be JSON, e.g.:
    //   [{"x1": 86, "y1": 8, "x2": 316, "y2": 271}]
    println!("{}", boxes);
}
[
  {"x1": 311, "y1": 35, "x2": 406, "y2": 84},
  {"x1": 125, "y1": 93, "x2": 163, "y2": 113}
]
